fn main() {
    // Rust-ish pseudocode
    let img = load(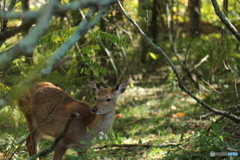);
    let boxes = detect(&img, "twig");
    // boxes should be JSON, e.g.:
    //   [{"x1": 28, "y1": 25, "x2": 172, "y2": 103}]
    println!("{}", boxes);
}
[
  {"x1": 0, "y1": 20, "x2": 35, "y2": 47},
  {"x1": 0, "y1": 1, "x2": 115, "y2": 109},
  {"x1": 205, "y1": 116, "x2": 225, "y2": 135},
  {"x1": 117, "y1": 1, "x2": 240, "y2": 123},
  {"x1": 1, "y1": 0, "x2": 17, "y2": 32},
  {"x1": 0, "y1": 0, "x2": 59, "y2": 71},
  {"x1": 201, "y1": 79, "x2": 220, "y2": 93},
  {"x1": 226, "y1": 147, "x2": 240, "y2": 152},
  {"x1": 193, "y1": 55, "x2": 209, "y2": 69},
  {"x1": 166, "y1": 4, "x2": 200, "y2": 90},
  {"x1": 51, "y1": 55, "x2": 73, "y2": 71},
  {"x1": 211, "y1": 0, "x2": 240, "y2": 41},
  {"x1": 0, "y1": 0, "x2": 119, "y2": 71},
  {"x1": 182, "y1": 55, "x2": 209, "y2": 89},
  {"x1": 96, "y1": 143, "x2": 180, "y2": 149},
  {"x1": 200, "y1": 104, "x2": 240, "y2": 119},
  {"x1": 41, "y1": 6, "x2": 103, "y2": 74},
  {"x1": 27, "y1": 113, "x2": 78, "y2": 160},
  {"x1": 97, "y1": 38, "x2": 118, "y2": 76}
]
